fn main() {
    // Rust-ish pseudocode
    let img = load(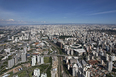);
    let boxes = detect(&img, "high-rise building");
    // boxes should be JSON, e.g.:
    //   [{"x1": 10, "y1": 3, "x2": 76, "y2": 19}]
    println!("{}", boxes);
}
[
  {"x1": 71, "y1": 49, "x2": 73, "y2": 55},
  {"x1": 14, "y1": 56, "x2": 18, "y2": 65},
  {"x1": 21, "y1": 53, "x2": 27, "y2": 62},
  {"x1": 41, "y1": 56, "x2": 44, "y2": 64},
  {"x1": 8, "y1": 58, "x2": 15, "y2": 69},
  {"x1": 68, "y1": 64, "x2": 70, "y2": 70},
  {"x1": 23, "y1": 47, "x2": 27, "y2": 54},
  {"x1": 12, "y1": 36, "x2": 14, "y2": 40},
  {"x1": 106, "y1": 54, "x2": 109, "y2": 61},
  {"x1": 86, "y1": 70, "x2": 90, "y2": 77},
  {"x1": 32, "y1": 56, "x2": 36, "y2": 66},
  {"x1": 37, "y1": 55, "x2": 41, "y2": 64},
  {"x1": 108, "y1": 61, "x2": 112, "y2": 72},
  {"x1": 27, "y1": 46, "x2": 30, "y2": 51},
  {"x1": 96, "y1": 47, "x2": 99, "y2": 52},
  {"x1": 34, "y1": 68, "x2": 40, "y2": 77},
  {"x1": 95, "y1": 52, "x2": 98, "y2": 57},
  {"x1": 4, "y1": 48, "x2": 11, "y2": 53},
  {"x1": 111, "y1": 55, "x2": 115, "y2": 61},
  {"x1": 72, "y1": 64, "x2": 78, "y2": 77},
  {"x1": 41, "y1": 73, "x2": 47, "y2": 77},
  {"x1": 32, "y1": 55, "x2": 44, "y2": 66},
  {"x1": 7, "y1": 35, "x2": 10, "y2": 40},
  {"x1": 86, "y1": 56, "x2": 90, "y2": 61},
  {"x1": 67, "y1": 49, "x2": 70, "y2": 55}
]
